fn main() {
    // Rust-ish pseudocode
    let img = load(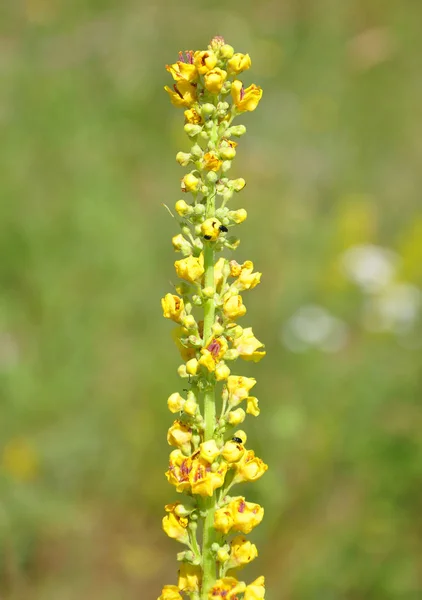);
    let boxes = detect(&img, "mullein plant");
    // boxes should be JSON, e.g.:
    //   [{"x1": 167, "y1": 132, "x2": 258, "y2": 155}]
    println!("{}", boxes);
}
[{"x1": 159, "y1": 37, "x2": 267, "y2": 600}]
